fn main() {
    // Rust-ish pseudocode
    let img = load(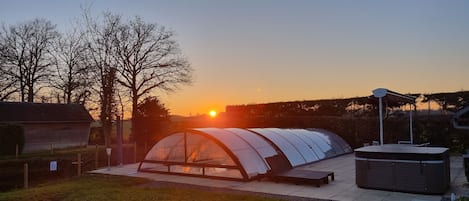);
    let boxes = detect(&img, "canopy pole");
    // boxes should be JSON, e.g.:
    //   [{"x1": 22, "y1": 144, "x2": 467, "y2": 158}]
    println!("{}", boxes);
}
[
  {"x1": 379, "y1": 97, "x2": 384, "y2": 145},
  {"x1": 409, "y1": 104, "x2": 413, "y2": 144},
  {"x1": 184, "y1": 131, "x2": 187, "y2": 163},
  {"x1": 373, "y1": 88, "x2": 416, "y2": 145}
]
